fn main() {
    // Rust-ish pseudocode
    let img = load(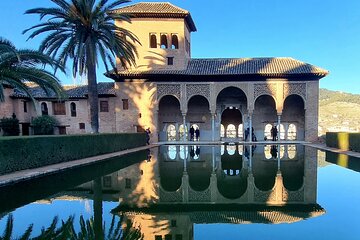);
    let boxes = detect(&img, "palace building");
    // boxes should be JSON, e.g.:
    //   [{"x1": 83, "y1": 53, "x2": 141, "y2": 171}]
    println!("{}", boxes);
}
[{"x1": 0, "y1": 2, "x2": 328, "y2": 142}]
